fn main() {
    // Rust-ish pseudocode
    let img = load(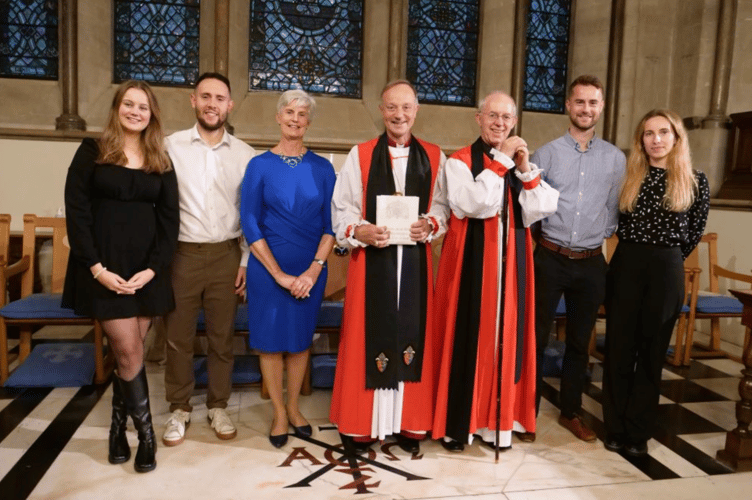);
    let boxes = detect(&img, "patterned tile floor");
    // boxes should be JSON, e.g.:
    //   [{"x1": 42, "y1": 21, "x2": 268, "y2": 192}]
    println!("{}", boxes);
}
[{"x1": 0, "y1": 355, "x2": 749, "y2": 499}]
